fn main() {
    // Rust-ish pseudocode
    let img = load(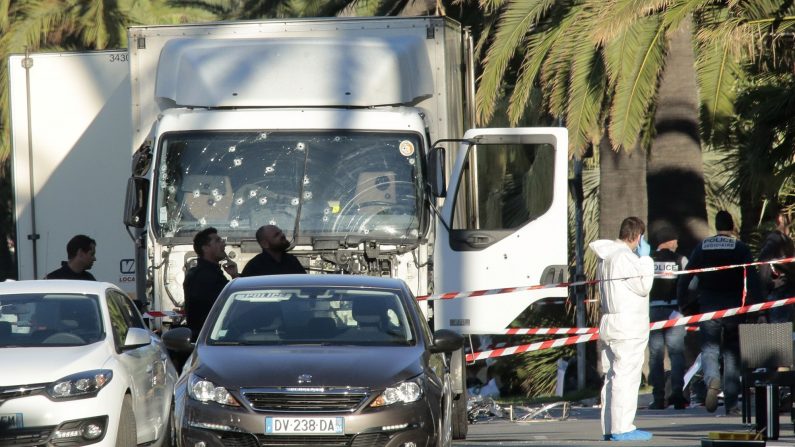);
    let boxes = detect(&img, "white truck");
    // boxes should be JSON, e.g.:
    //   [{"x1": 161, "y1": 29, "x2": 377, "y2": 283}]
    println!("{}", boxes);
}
[{"x1": 10, "y1": 15, "x2": 569, "y2": 437}]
